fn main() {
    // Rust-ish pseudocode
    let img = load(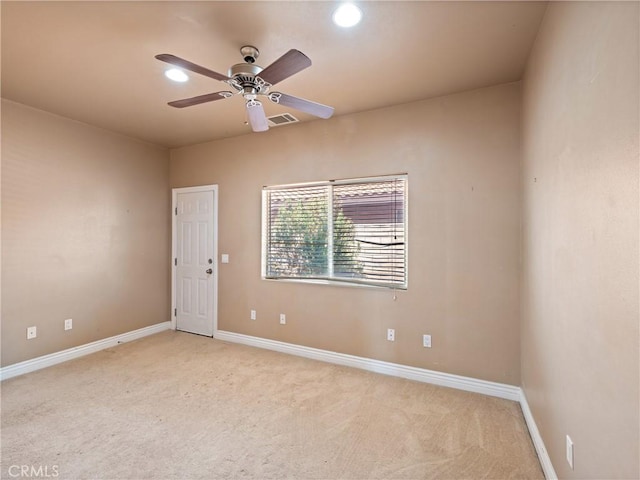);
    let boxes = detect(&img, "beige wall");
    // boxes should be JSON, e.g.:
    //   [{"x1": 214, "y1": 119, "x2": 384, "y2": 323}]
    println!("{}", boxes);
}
[
  {"x1": 171, "y1": 83, "x2": 522, "y2": 385},
  {"x1": 521, "y1": 2, "x2": 639, "y2": 479},
  {"x1": 1, "y1": 100, "x2": 171, "y2": 366}
]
